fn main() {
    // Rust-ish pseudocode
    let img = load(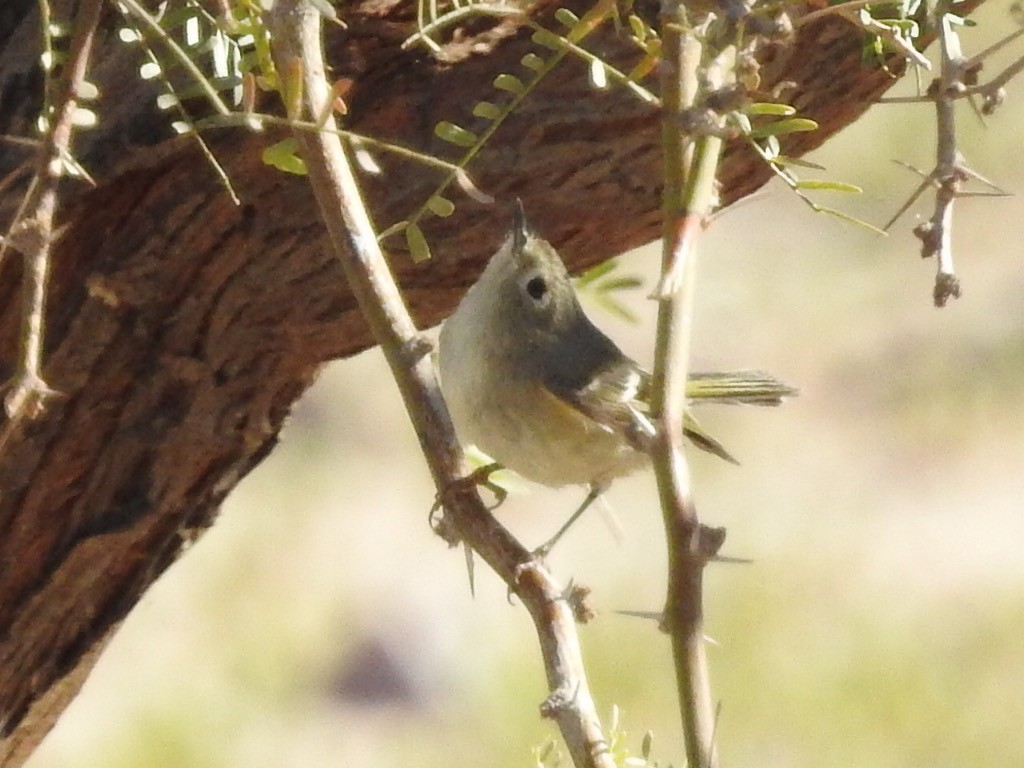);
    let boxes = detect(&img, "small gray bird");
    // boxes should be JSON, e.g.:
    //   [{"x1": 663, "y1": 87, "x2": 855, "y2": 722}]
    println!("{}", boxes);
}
[{"x1": 438, "y1": 204, "x2": 795, "y2": 551}]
